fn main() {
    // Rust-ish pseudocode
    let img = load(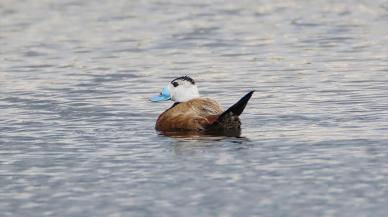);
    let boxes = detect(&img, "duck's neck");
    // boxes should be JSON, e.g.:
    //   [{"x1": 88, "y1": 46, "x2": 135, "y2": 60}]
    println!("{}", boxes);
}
[{"x1": 172, "y1": 102, "x2": 181, "y2": 107}]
